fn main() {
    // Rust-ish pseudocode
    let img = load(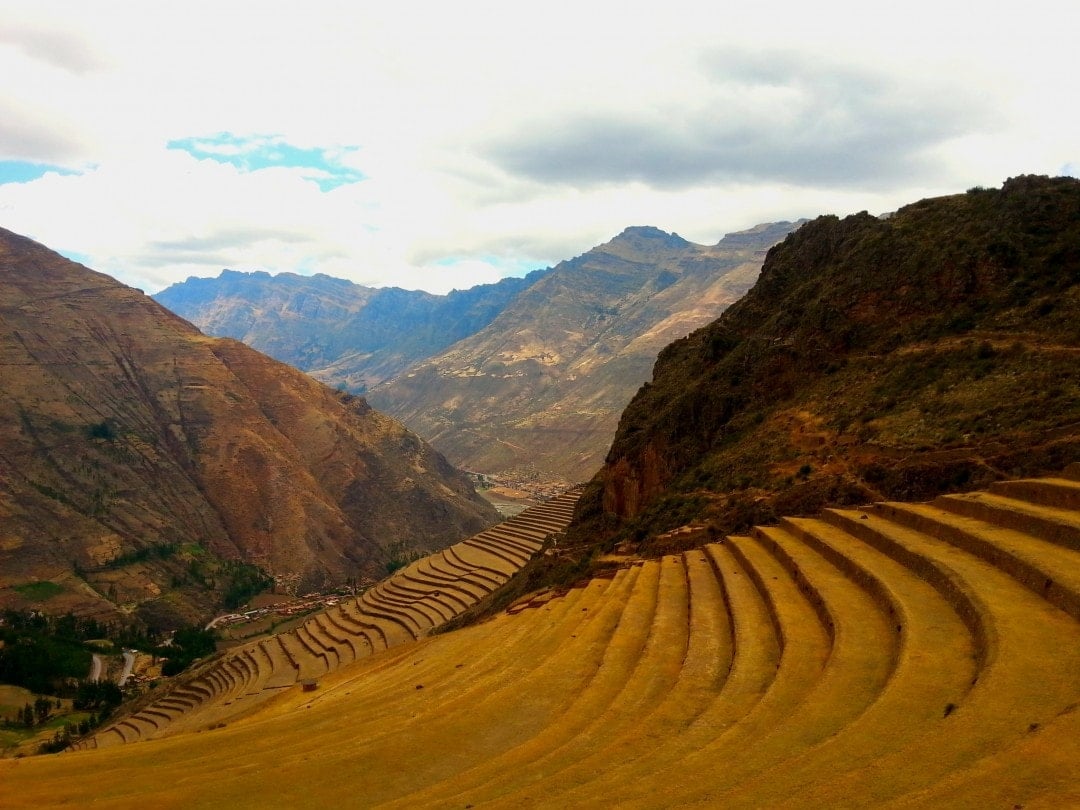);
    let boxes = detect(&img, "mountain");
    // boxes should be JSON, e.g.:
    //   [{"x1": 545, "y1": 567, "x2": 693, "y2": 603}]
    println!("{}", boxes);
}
[
  {"x1": 368, "y1": 221, "x2": 800, "y2": 483},
  {"x1": 153, "y1": 267, "x2": 549, "y2": 392},
  {"x1": 0, "y1": 228, "x2": 498, "y2": 628},
  {"x1": 570, "y1": 175, "x2": 1080, "y2": 554}
]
